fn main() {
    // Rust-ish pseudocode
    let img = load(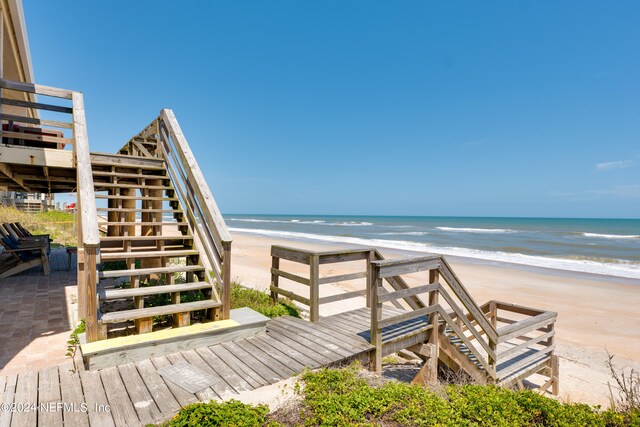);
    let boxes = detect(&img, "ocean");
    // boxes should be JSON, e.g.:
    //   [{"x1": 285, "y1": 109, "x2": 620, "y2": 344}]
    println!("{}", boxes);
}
[{"x1": 225, "y1": 215, "x2": 640, "y2": 280}]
